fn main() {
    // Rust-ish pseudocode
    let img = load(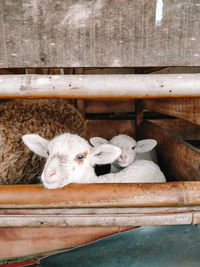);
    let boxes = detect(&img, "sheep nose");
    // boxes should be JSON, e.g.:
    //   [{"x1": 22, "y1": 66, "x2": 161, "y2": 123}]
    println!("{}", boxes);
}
[
  {"x1": 45, "y1": 170, "x2": 56, "y2": 180},
  {"x1": 120, "y1": 155, "x2": 127, "y2": 160}
]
